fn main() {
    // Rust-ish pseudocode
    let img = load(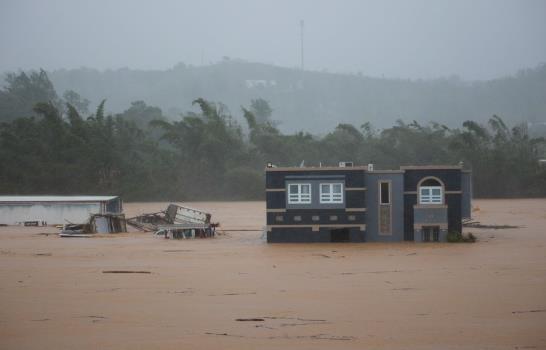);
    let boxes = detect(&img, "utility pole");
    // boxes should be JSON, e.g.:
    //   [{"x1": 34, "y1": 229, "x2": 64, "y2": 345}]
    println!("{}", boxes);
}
[
  {"x1": 300, "y1": 19, "x2": 305, "y2": 89},
  {"x1": 300, "y1": 20, "x2": 304, "y2": 72}
]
